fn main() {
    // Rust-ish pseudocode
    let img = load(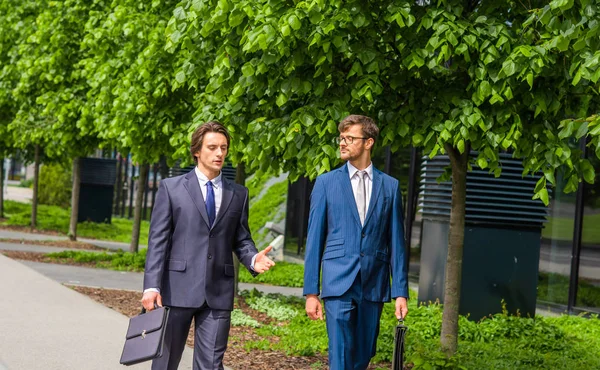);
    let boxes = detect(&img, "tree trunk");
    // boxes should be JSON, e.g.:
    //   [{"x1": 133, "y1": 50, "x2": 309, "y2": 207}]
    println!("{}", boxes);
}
[
  {"x1": 31, "y1": 145, "x2": 40, "y2": 229},
  {"x1": 130, "y1": 163, "x2": 149, "y2": 253},
  {"x1": 440, "y1": 143, "x2": 469, "y2": 356},
  {"x1": 233, "y1": 162, "x2": 246, "y2": 295},
  {"x1": 0, "y1": 157, "x2": 4, "y2": 219},
  {"x1": 69, "y1": 157, "x2": 81, "y2": 241}
]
